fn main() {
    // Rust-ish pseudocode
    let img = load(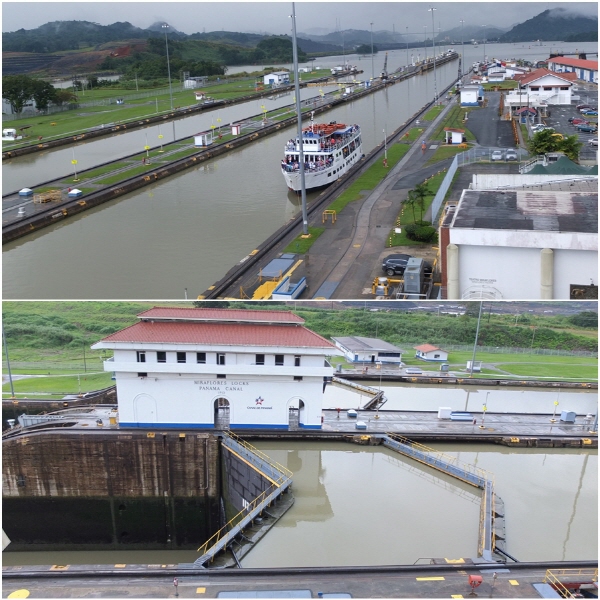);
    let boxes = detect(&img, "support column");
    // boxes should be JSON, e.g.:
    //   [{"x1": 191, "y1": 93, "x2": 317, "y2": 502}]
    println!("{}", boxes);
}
[
  {"x1": 540, "y1": 248, "x2": 554, "y2": 299},
  {"x1": 447, "y1": 244, "x2": 460, "y2": 299}
]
